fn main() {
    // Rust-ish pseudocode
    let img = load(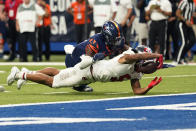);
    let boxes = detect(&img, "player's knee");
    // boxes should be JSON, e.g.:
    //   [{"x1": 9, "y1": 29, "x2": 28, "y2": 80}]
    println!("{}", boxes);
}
[
  {"x1": 46, "y1": 67, "x2": 59, "y2": 76},
  {"x1": 45, "y1": 77, "x2": 53, "y2": 87}
]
